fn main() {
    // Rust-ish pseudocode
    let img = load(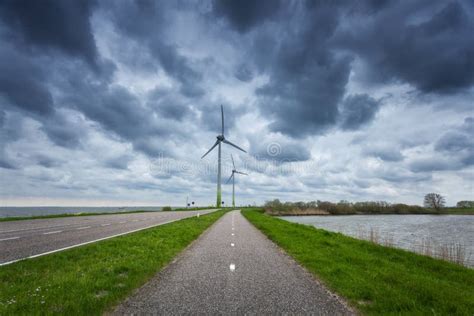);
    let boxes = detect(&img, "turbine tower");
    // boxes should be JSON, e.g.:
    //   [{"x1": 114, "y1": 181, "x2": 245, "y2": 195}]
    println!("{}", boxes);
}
[
  {"x1": 226, "y1": 154, "x2": 248, "y2": 208},
  {"x1": 201, "y1": 105, "x2": 246, "y2": 207}
]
